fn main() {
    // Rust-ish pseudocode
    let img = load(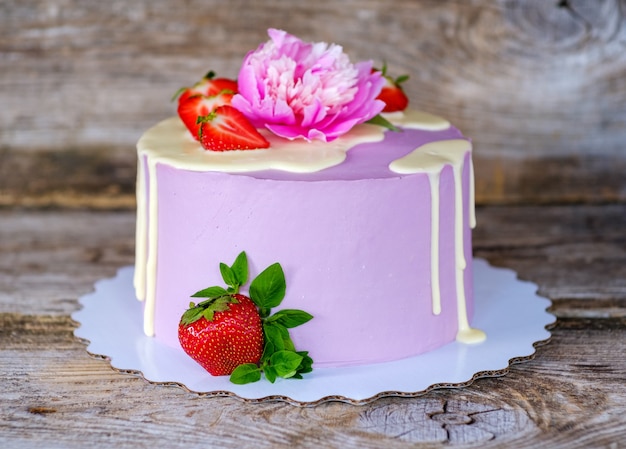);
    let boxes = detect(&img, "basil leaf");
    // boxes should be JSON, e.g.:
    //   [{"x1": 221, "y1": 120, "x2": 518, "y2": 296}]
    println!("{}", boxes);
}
[
  {"x1": 261, "y1": 340, "x2": 276, "y2": 364},
  {"x1": 264, "y1": 322, "x2": 296, "y2": 352},
  {"x1": 270, "y1": 351, "x2": 303, "y2": 378},
  {"x1": 231, "y1": 251, "x2": 248, "y2": 286},
  {"x1": 263, "y1": 322, "x2": 285, "y2": 351},
  {"x1": 296, "y1": 352, "x2": 314, "y2": 374},
  {"x1": 266, "y1": 309, "x2": 313, "y2": 328},
  {"x1": 264, "y1": 365, "x2": 277, "y2": 384},
  {"x1": 219, "y1": 263, "x2": 238, "y2": 289},
  {"x1": 249, "y1": 263, "x2": 286, "y2": 308},
  {"x1": 282, "y1": 334, "x2": 296, "y2": 352},
  {"x1": 230, "y1": 364, "x2": 261, "y2": 385}
]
